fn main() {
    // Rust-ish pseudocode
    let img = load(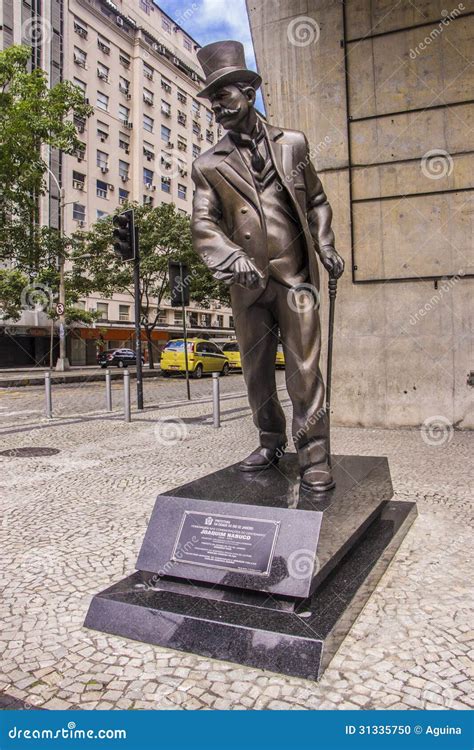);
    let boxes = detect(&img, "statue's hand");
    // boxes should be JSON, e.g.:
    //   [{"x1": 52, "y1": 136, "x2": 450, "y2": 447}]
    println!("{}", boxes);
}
[
  {"x1": 319, "y1": 246, "x2": 344, "y2": 279},
  {"x1": 231, "y1": 256, "x2": 265, "y2": 288}
]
